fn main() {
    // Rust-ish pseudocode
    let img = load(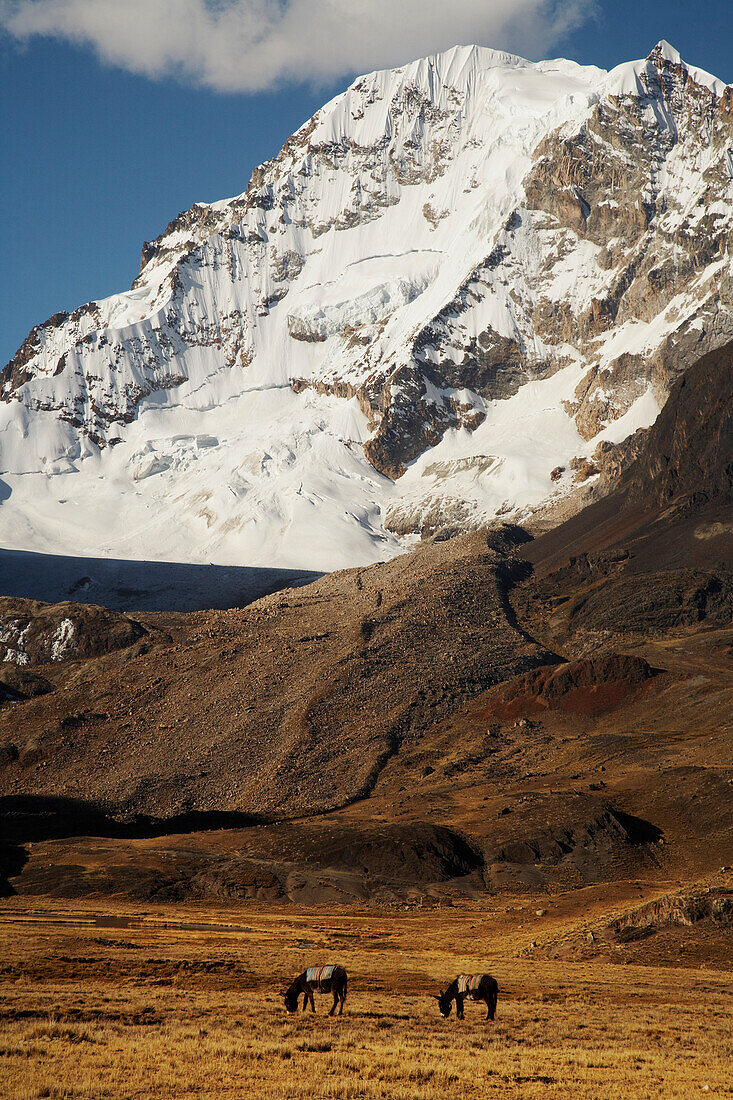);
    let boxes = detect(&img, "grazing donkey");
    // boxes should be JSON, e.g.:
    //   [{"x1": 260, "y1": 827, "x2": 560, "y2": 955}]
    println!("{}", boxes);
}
[
  {"x1": 284, "y1": 965, "x2": 348, "y2": 1015},
  {"x1": 435, "y1": 973, "x2": 498, "y2": 1020}
]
